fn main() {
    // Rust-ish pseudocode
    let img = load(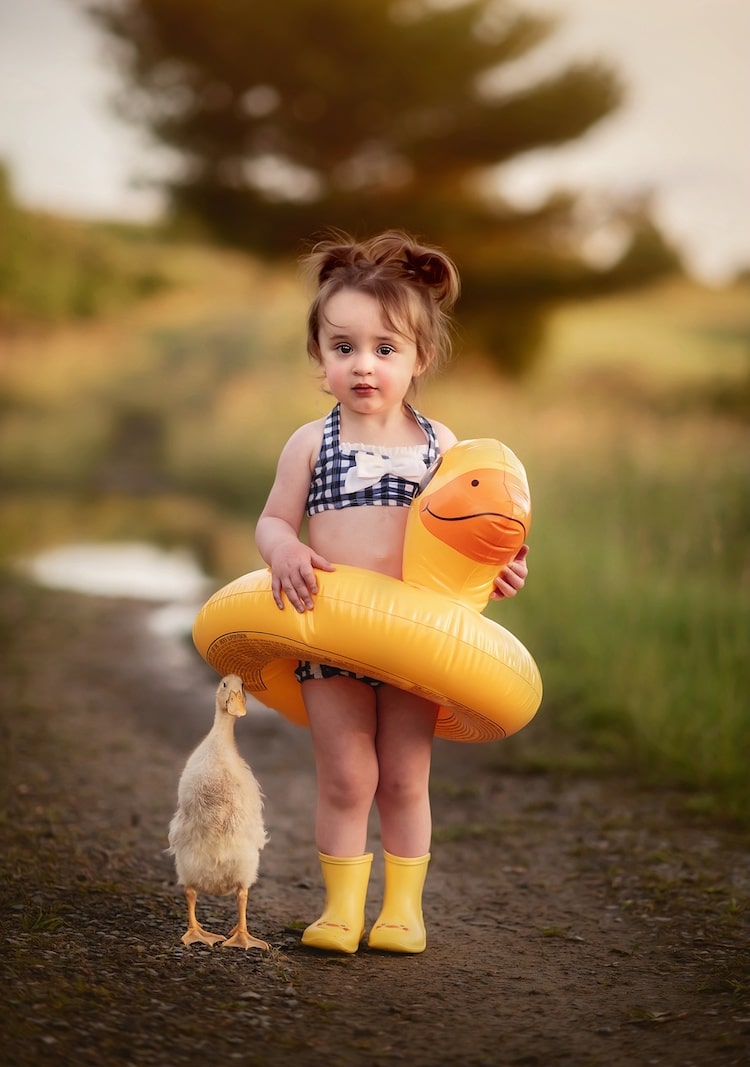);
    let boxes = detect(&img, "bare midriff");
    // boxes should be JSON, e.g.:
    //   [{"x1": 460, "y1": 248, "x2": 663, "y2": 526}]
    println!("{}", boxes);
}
[{"x1": 308, "y1": 506, "x2": 409, "y2": 579}]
